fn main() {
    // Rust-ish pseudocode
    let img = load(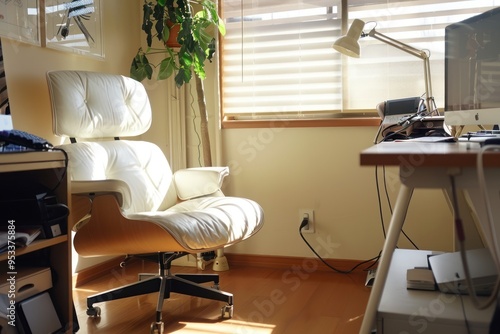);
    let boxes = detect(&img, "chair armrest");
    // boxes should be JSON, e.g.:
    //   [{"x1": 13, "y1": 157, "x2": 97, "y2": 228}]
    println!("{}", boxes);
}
[
  {"x1": 173, "y1": 167, "x2": 229, "y2": 200},
  {"x1": 70, "y1": 180, "x2": 131, "y2": 232},
  {"x1": 71, "y1": 179, "x2": 131, "y2": 208}
]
